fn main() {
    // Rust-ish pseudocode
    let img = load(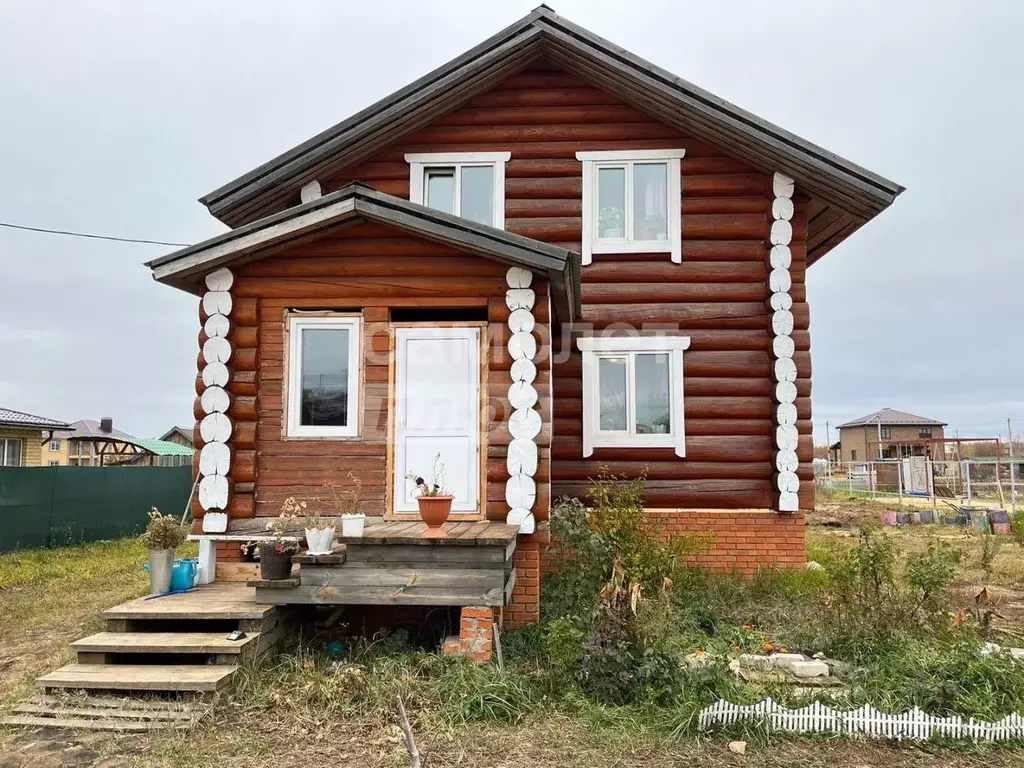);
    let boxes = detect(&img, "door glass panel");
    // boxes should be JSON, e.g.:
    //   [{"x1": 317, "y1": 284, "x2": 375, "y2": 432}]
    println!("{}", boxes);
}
[
  {"x1": 459, "y1": 165, "x2": 494, "y2": 225},
  {"x1": 635, "y1": 353, "x2": 671, "y2": 434},
  {"x1": 299, "y1": 328, "x2": 350, "y2": 427},
  {"x1": 632, "y1": 163, "x2": 668, "y2": 241},
  {"x1": 598, "y1": 356, "x2": 628, "y2": 431},
  {"x1": 597, "y1": 167, "x2": 626, "y2": 239},
  {"x1": 424, "y1": 168, "x2": 455, "y2": 214}
]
